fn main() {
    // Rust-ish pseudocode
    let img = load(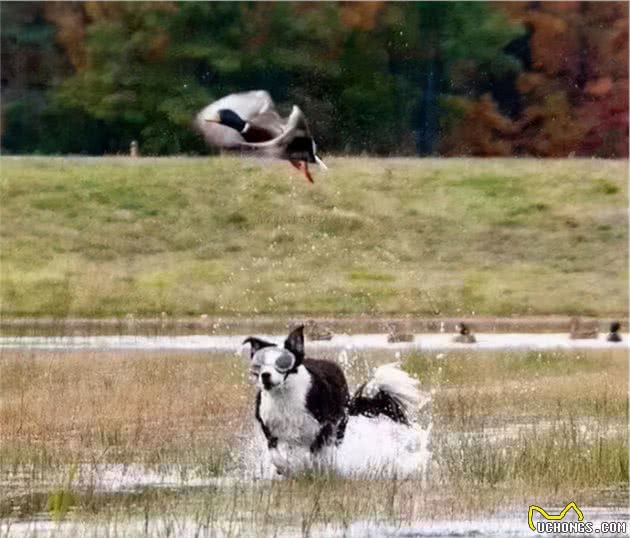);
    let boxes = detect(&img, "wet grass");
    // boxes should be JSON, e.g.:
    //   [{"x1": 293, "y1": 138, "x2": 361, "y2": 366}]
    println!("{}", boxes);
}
[
  {"x1": 0, "y1": 477, "x2": 535, "y2": 534},
  {"x1": 0, "y1": 348, "x2": 627, "y2": 534},
  {"x1": 436, "y1": 424, "x2": 628, "y2": 490},
  {"x1": 1, "y1": 468, "x2": 627, "y2": 536},
  {"x1": 1, "y1": 156, "x2": 627, "y2": 318},
  {"x1": 406, "y1": 350, "x2": 628, "y2": 425}
]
